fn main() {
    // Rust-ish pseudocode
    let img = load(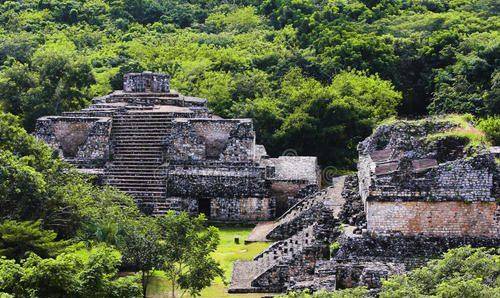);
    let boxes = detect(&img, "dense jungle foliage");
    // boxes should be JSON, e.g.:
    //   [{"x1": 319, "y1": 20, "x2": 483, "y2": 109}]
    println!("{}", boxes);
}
[{"x1": 0, "y1": 0, "x2": 497, "y2": 171}]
